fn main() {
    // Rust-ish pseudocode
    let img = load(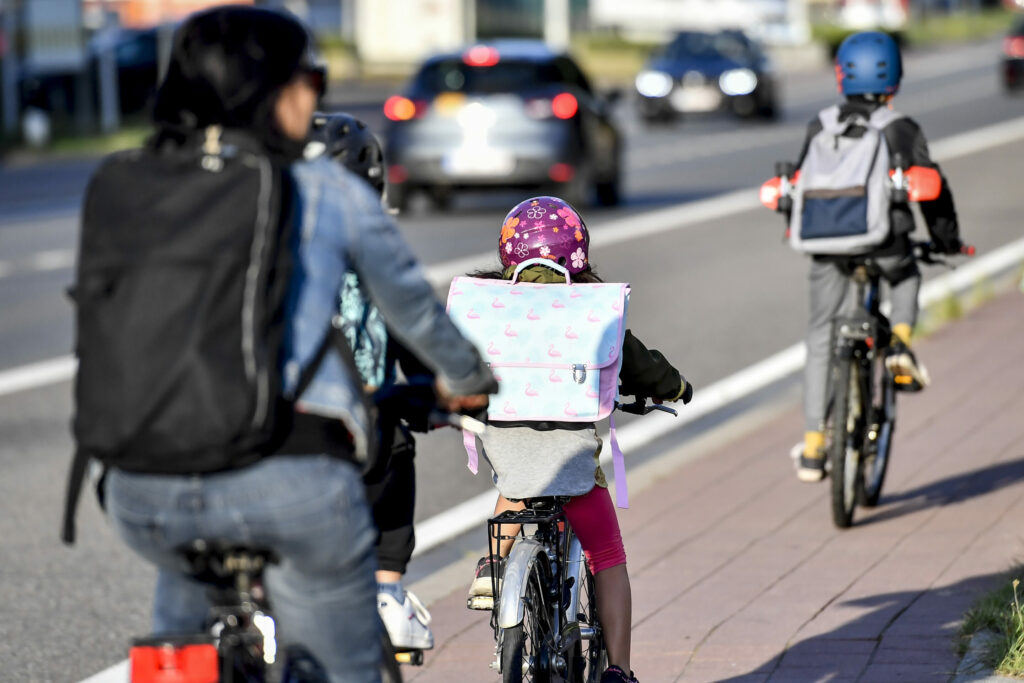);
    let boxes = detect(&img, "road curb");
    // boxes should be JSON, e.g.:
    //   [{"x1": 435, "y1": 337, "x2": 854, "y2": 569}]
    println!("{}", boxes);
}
[{"x1": 951, "y1": 630, "x2": 1019, "y2": 683}]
